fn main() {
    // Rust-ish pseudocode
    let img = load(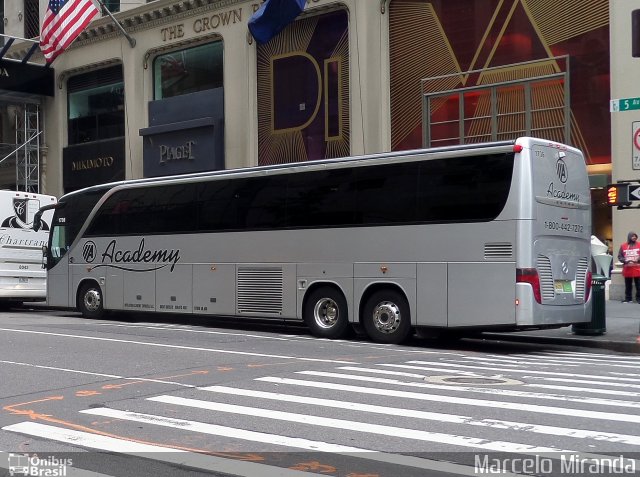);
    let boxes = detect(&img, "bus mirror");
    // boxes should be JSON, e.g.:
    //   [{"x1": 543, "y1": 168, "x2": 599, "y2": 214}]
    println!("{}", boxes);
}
[{"x1": 33, "y1": 211, "x2": 42, "y2": 232}]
